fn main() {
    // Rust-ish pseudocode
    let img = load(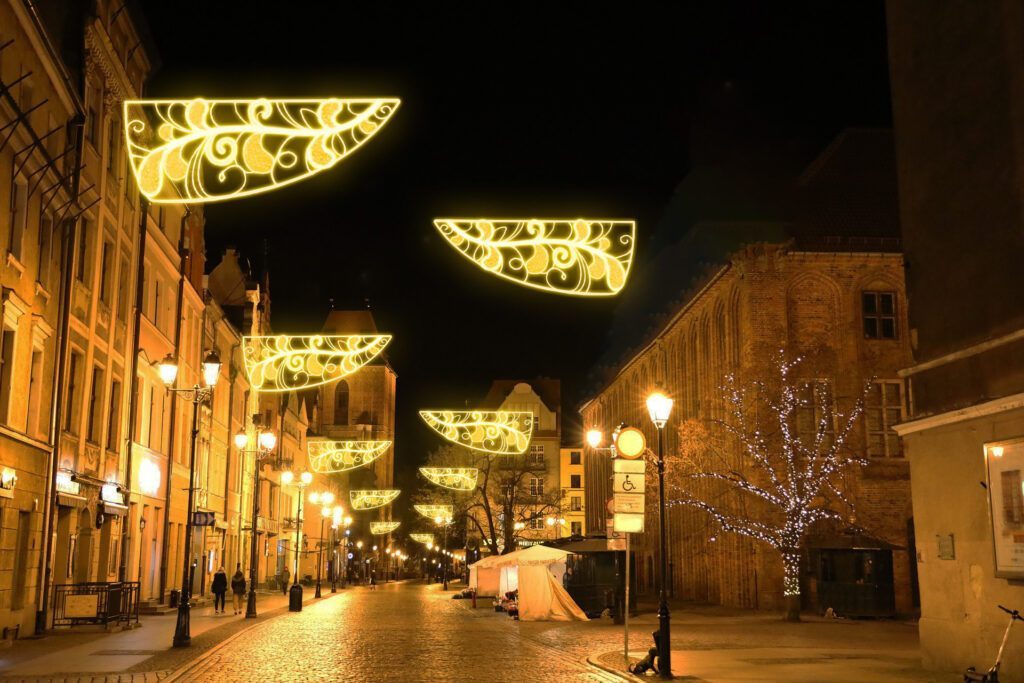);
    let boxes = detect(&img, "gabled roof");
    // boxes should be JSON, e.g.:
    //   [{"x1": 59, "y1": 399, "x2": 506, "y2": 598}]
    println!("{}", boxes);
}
[{"x1": 479, "y1": 378, "x2": 561, "y2": 415}]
